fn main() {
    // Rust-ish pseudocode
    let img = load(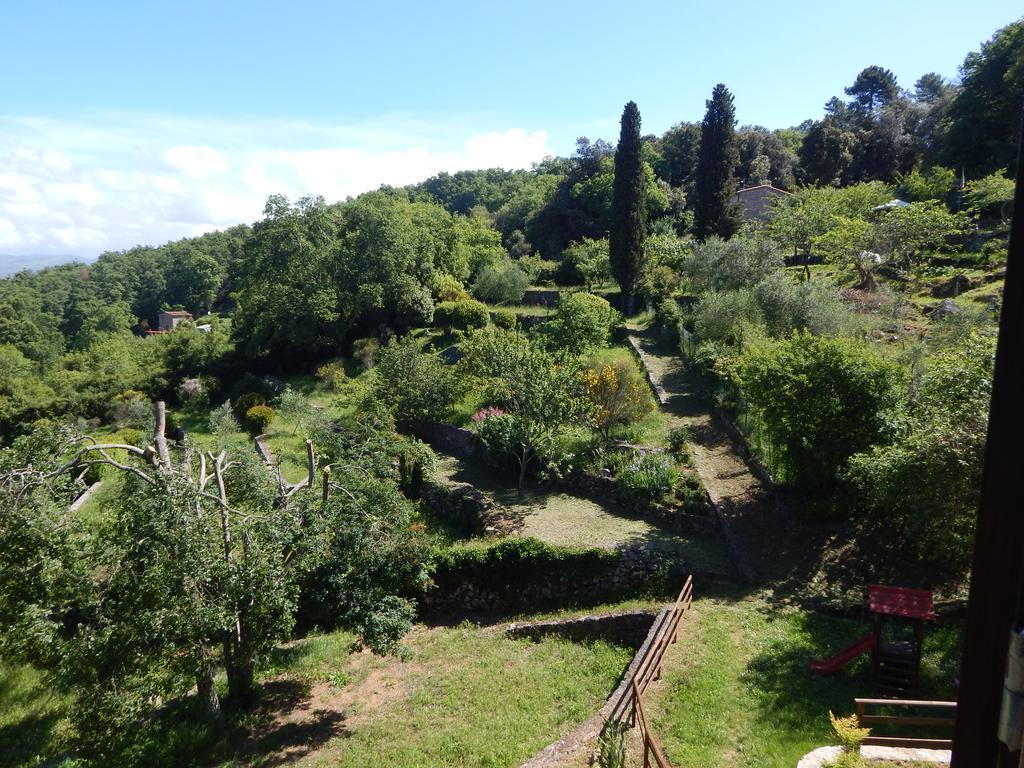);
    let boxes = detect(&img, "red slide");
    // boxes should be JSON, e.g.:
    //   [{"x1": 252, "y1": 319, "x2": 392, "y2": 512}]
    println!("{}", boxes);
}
[{"x1": 810, "y1": 633, "x2": 877, "y2": 675}]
